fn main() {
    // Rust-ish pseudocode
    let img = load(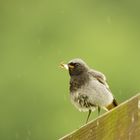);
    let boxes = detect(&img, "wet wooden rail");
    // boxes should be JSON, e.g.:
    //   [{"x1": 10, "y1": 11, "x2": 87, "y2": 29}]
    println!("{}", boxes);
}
[{"x1": 60, "y1": 93, "x2": 140, "y2": 140}]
